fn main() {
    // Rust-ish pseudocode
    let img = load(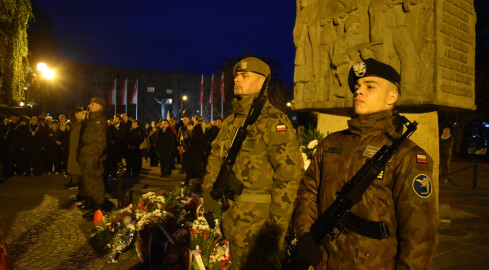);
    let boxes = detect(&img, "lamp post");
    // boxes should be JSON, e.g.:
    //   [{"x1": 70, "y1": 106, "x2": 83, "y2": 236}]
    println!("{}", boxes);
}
[
  {"x1": 180, "y1": 95, "x2": 188, "y2": 119},
  {"x1": 37, "y1": 62, "x2": 55, "y2": 113}
]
